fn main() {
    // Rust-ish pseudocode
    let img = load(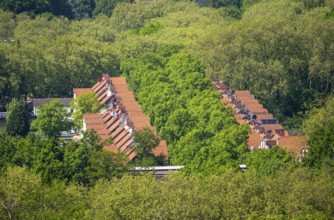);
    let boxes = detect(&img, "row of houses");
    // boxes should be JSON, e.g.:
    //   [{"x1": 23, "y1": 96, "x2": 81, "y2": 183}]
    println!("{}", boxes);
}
[
  {"x1": 74, "y1": 74, "x2": 168, "y2": 162},
  {"x1": 0, "y1": 75, "x2": 168, "y2": 163},
  {"x1": 212, "y1": 79, "x2": 308, "y2": 159}
]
